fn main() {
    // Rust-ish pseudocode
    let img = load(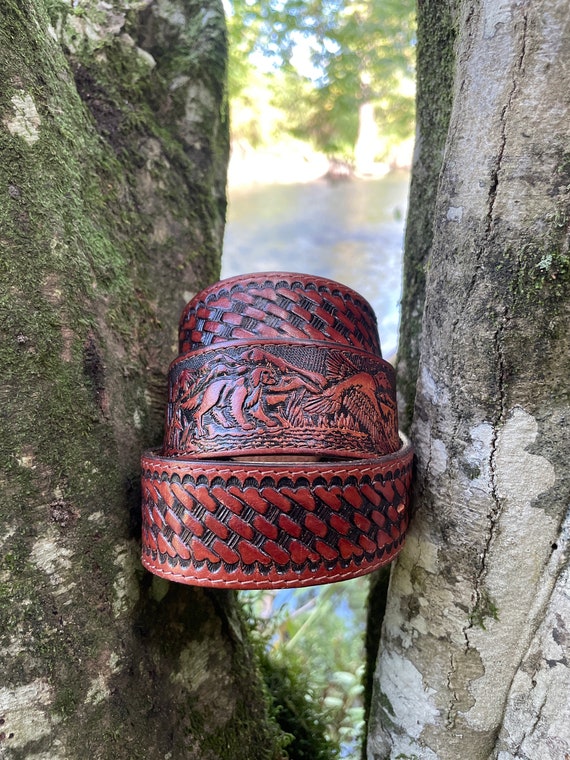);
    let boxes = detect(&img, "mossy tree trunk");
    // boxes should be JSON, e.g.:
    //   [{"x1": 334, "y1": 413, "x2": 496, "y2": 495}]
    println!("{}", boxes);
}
[
  {"x1": 367, "y1": 0, "x2": 570, "y2": 758},
  {"x1": 0, "y1": 2, "x2": 285, "y2": 758}
]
